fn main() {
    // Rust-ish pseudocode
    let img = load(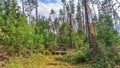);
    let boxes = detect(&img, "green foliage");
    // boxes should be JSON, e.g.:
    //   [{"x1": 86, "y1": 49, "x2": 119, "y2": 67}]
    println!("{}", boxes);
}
[
  {"x1": 72, "y1": 30, "x2": 87, "y2": 48},
  {"x1": 35, "y1": 19, "x2": 58, "y2": 50},
  {"x1": 57, "y1": 23, "x2": 87, "y2": 49},
  {"x1": 0, "y1": 1, "x2": 120, "y2": 68},
  {"x1": 57, "y1": 48, "x2": 90, "y2": 64},
  {"x1": 93, "y1": 14, "x2": 120, "y2": 68},
  {"x1": 90, "y1": 43, "x2": 116, "y2": 68},
  {"x1": 44, "y1": 32, "x2": 57, "y2": 50},
  {"x1": 96, "y1": 14, "x2": 119, "y2": 46},
  {"x1": 57, "y1": 23, "x2": 70, "y2": 47},
  {"x1": 0, "y1": 0, "x2": 89, "y2": 57},
  {"x1": 0, "y1": 15, "x2": 38, "y2": 52},
  {"x1": 0, "y1": 0, "x2": 45, "y2": 53}
]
